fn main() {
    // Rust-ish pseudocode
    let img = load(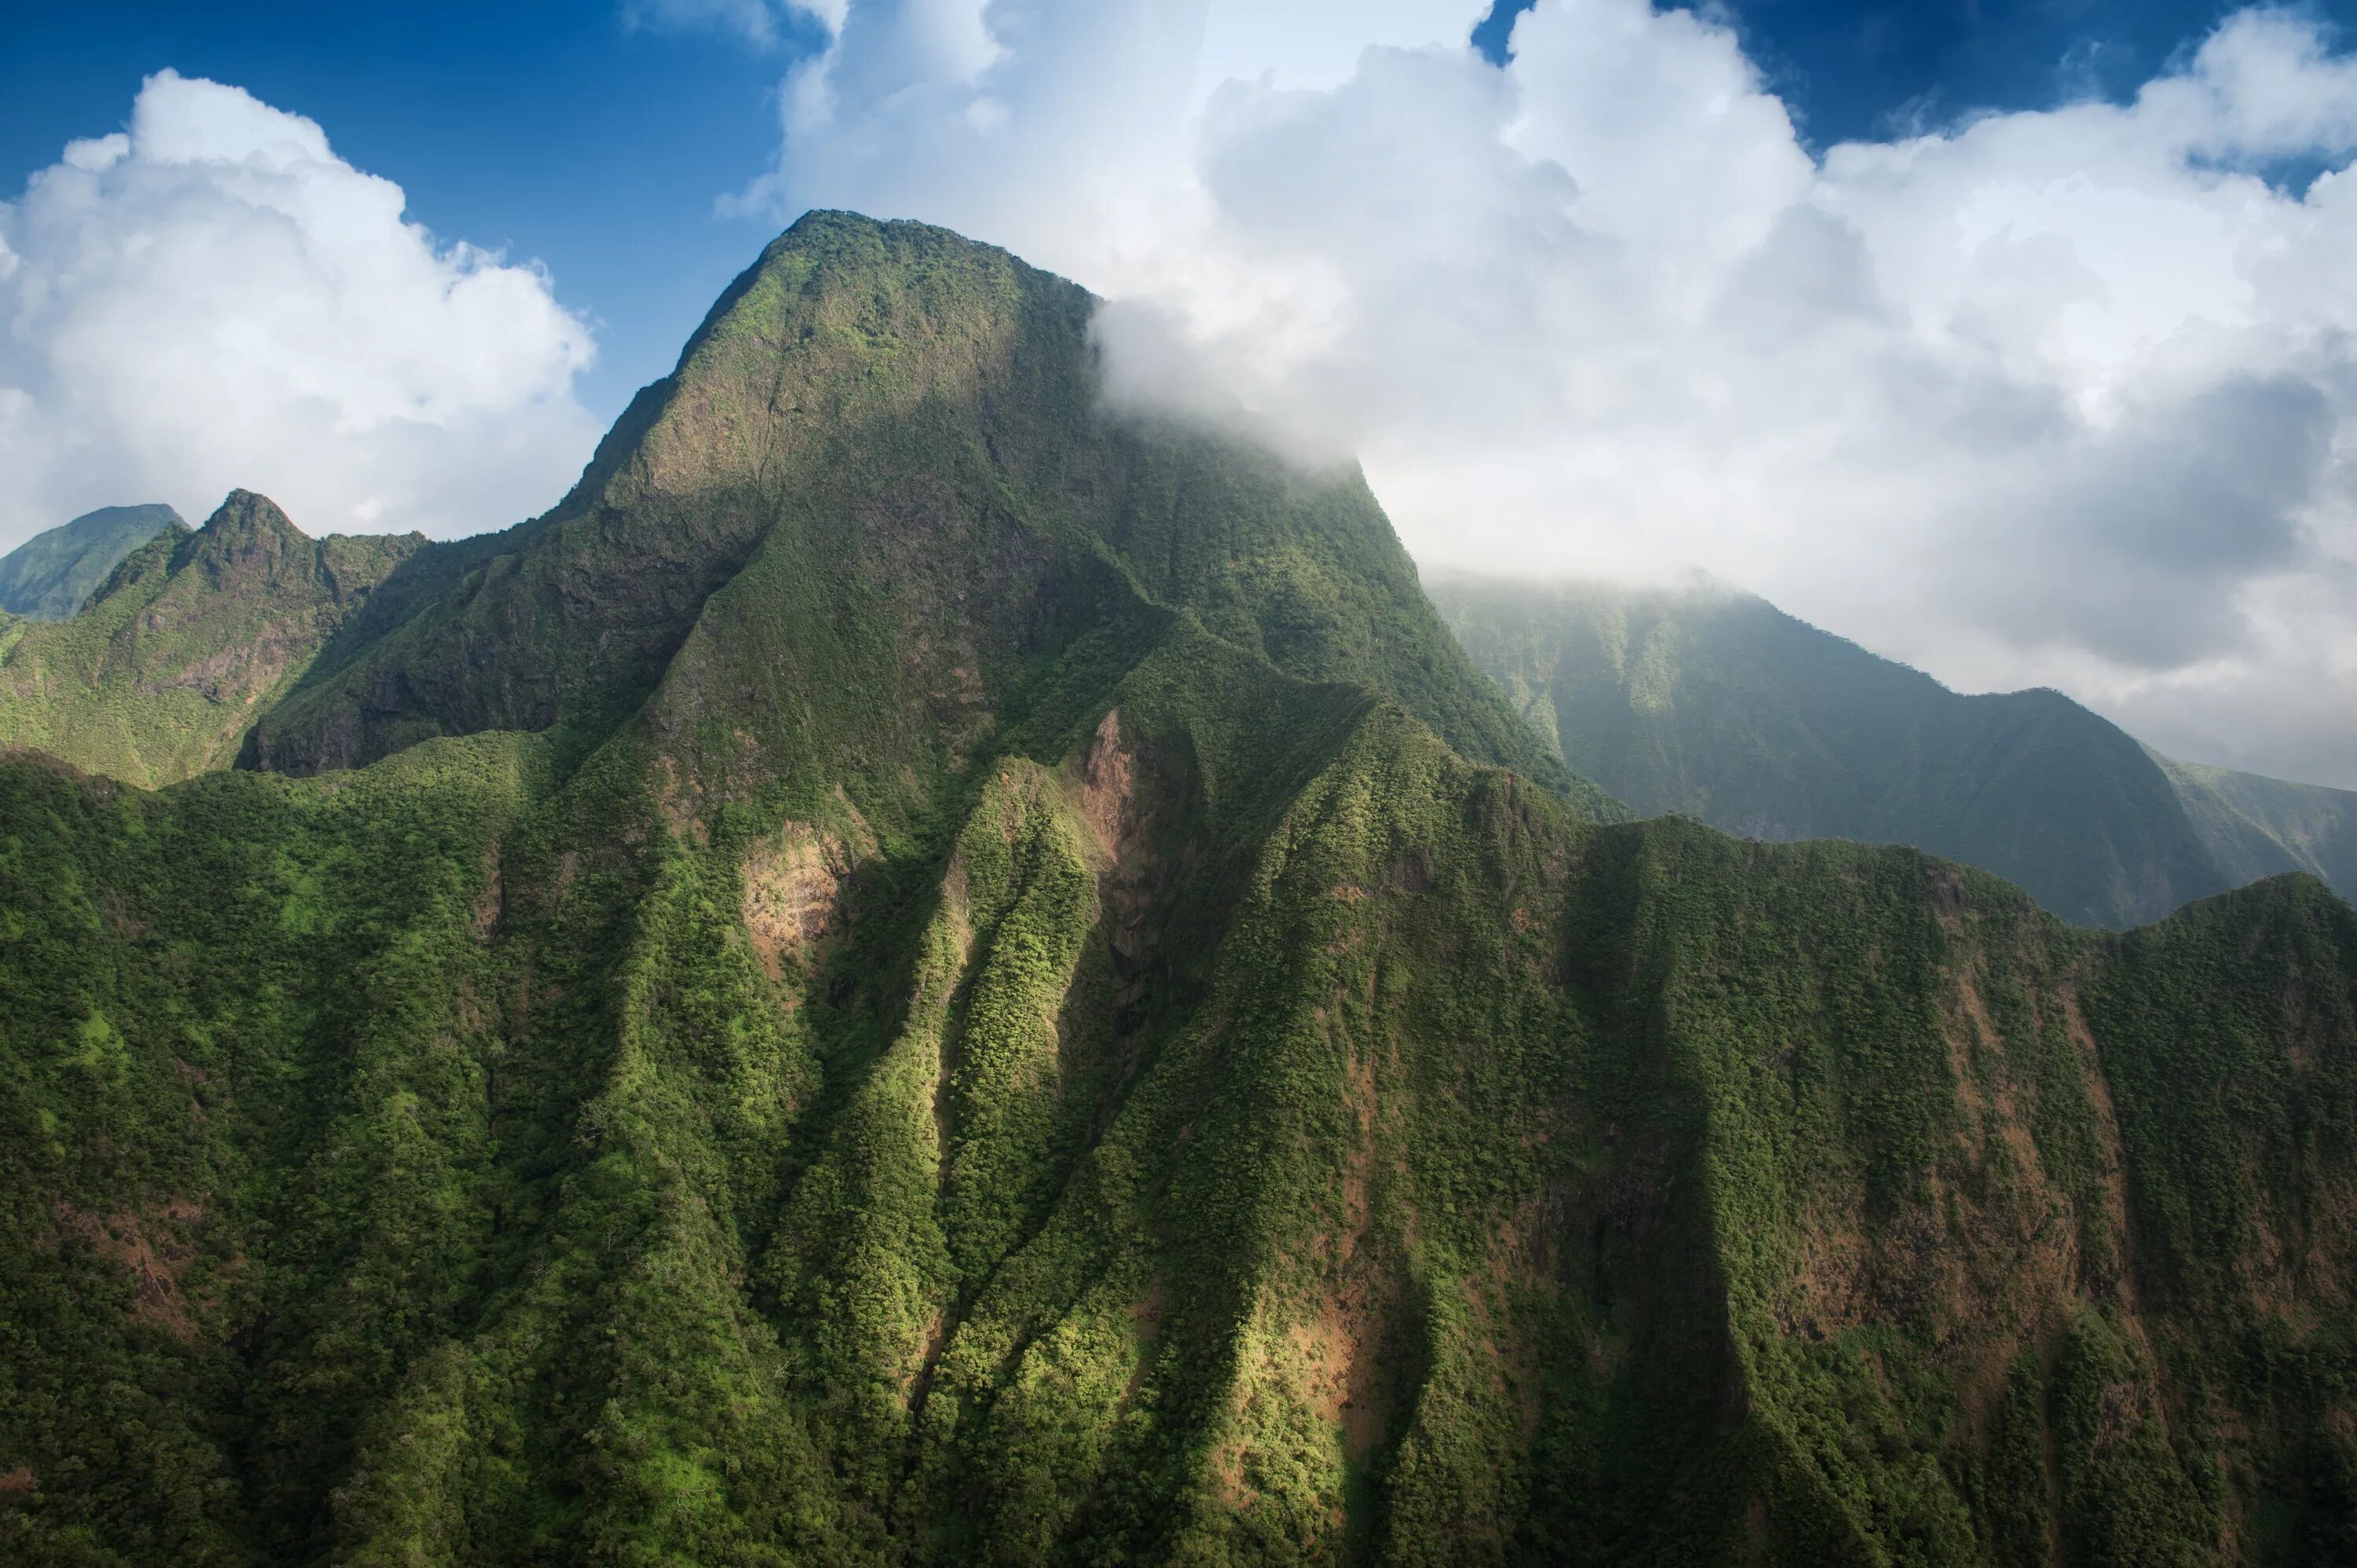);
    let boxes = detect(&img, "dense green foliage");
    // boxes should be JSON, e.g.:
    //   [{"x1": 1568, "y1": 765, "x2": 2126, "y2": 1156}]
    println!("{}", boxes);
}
[
  {"x1": 0, "y1": 505, "x2": 182, "y2": 622},
  {"x1": 1430, "y1": 573, "x2": 2357, "y2": 929},
  {"x1": 2, "y1": 214, "x2": 2353, "y2": 1565},
  {"x1": 0, "y1": 493, "x2": 420, "y2": 787}
]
